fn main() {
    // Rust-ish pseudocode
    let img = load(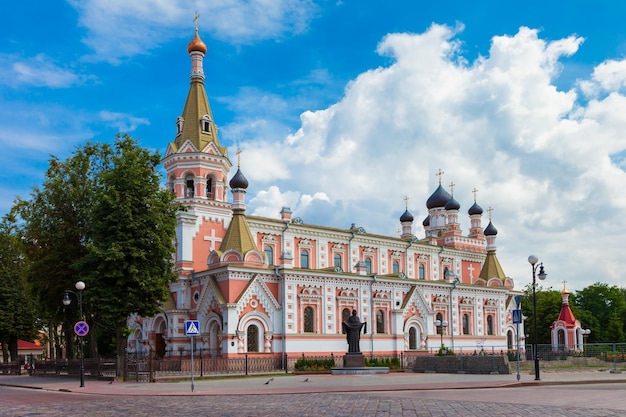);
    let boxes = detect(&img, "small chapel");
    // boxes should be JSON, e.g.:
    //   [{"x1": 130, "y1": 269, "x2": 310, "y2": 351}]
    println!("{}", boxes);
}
[{"x1": 126, "y1": 25, "x2": 525, "y2": 359}]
